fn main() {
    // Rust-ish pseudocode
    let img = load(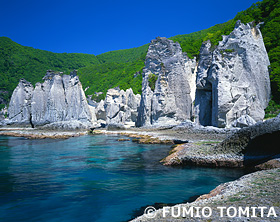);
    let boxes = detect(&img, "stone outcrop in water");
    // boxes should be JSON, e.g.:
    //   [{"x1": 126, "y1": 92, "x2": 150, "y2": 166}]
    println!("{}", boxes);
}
[
  {"x1": 8, "y1": 70, "x2": 94, "y2": 128},
  {"x1": 95, "y1": 87, "x2": 140, "y2": 127},
  {"x1": 136, "y1": 37, "x2": 197, "y2": 127},
  {"x1": 195, "y1": 21, "x2": 271, "y2": 128}
]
